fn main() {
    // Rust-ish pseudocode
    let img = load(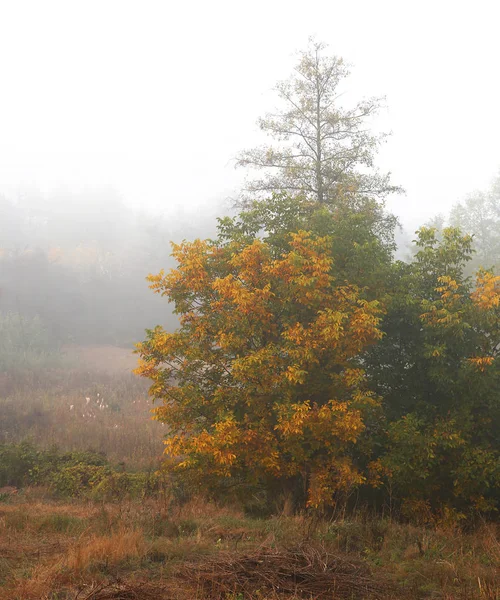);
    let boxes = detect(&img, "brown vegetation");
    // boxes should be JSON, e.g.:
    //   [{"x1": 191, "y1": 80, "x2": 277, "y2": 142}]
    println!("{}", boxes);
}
[
  {"x1": 181, "y1": 546, "x2": 392, "y2": 599},
  {"x1": 0, "y1": 495, "x2": 498, "y2": 600}
]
